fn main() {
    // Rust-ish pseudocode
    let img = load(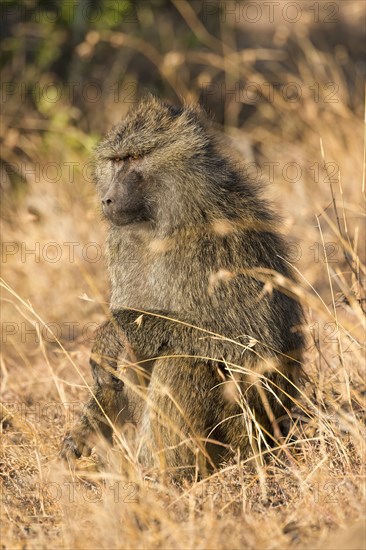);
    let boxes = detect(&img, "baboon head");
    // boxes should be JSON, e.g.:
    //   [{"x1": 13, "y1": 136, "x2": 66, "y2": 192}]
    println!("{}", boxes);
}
[{"x1": 92, "y1": 96, "x2": 219, "y2": 229}]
